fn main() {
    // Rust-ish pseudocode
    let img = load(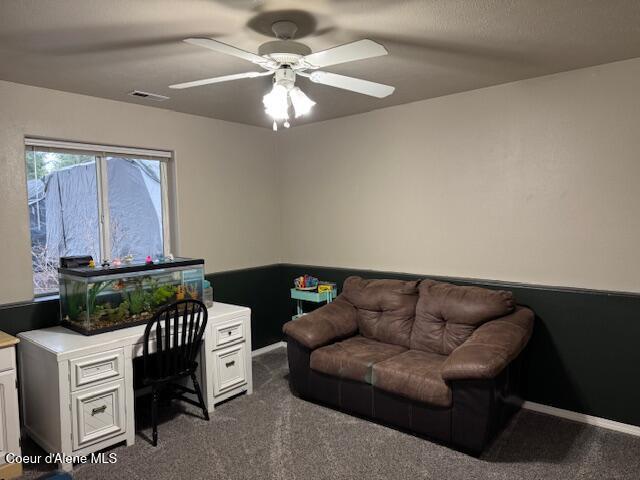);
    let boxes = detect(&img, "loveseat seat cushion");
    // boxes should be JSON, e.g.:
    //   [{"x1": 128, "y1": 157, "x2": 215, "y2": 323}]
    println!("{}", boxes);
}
[
  {"x1": 372, "y1": 350, "x2": 452, "y2": 407},
  {"x1": 310, "y1": 335, "x2": 407, "y2": 384},
  {"x1": 410, "y1": 280, "x2": 516, "y2": 355},
  {"x1": 342, "y1": 276, "x2": 419, "y2": 348}
]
